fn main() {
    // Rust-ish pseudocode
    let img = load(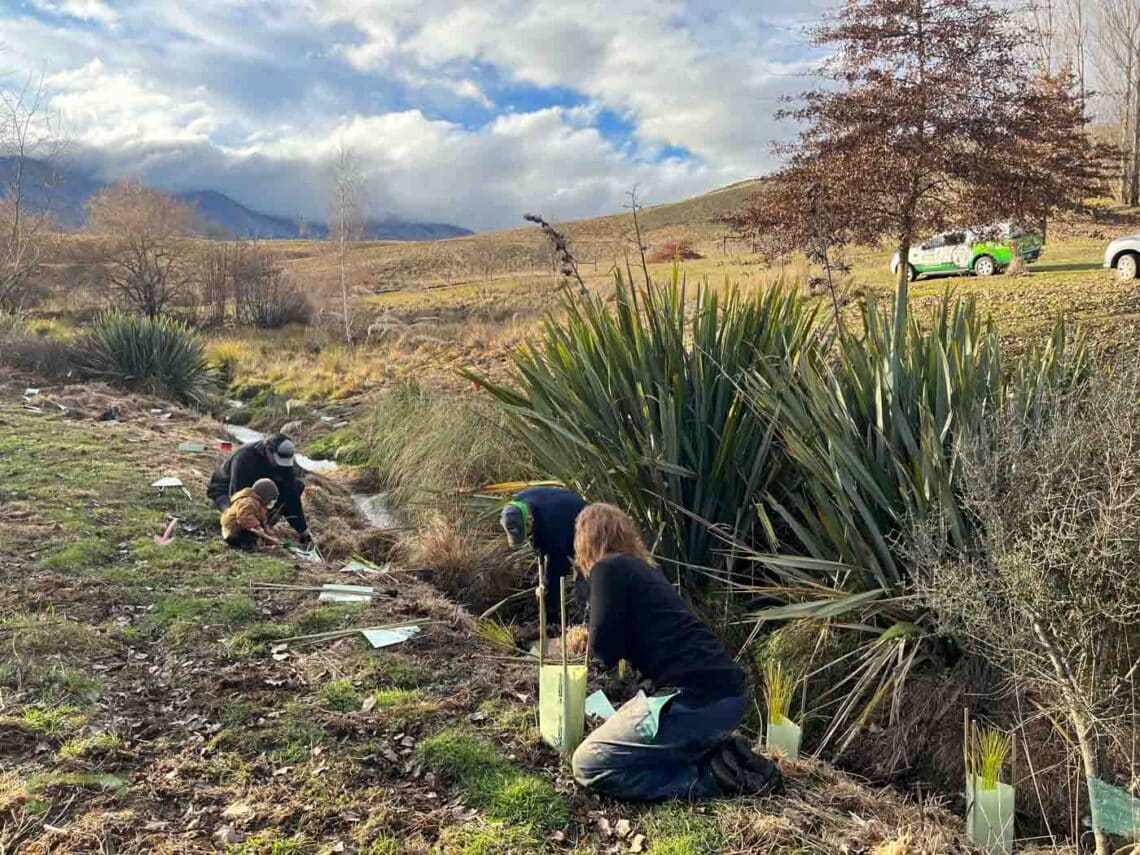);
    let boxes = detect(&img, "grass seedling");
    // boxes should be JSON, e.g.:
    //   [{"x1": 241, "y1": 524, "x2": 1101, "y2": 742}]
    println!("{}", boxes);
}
[
  {"x1": 764, "y1": 660, "x2": 796, "y2": 725},
  {"x1": 966, "y1": 721, "x2": 1012, "y2": 790},
  {"x1": 472, "y1": 618, "x2": 518, "y2": 654}
]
